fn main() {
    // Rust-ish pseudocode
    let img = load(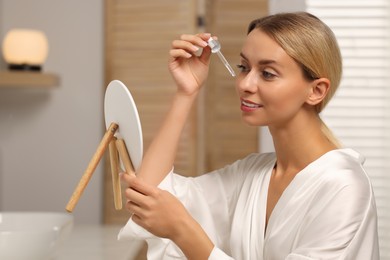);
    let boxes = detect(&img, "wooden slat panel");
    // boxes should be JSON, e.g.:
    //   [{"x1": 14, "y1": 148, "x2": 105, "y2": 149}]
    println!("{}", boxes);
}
[
  {"x1": 204, "y1": 0, "x2": 267, "y2": 171},
  {"x1": 104, "y1": 0, "x2": 197, "y2": 226}
]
